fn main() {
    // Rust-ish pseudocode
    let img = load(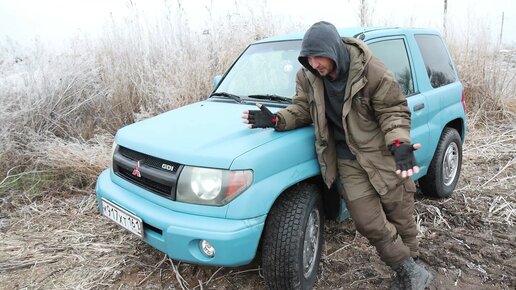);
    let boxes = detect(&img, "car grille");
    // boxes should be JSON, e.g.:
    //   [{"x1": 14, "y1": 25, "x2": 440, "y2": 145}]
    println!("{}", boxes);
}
[{"x1": 113, "y1": 146, "x2": 182, "y2": 199}]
